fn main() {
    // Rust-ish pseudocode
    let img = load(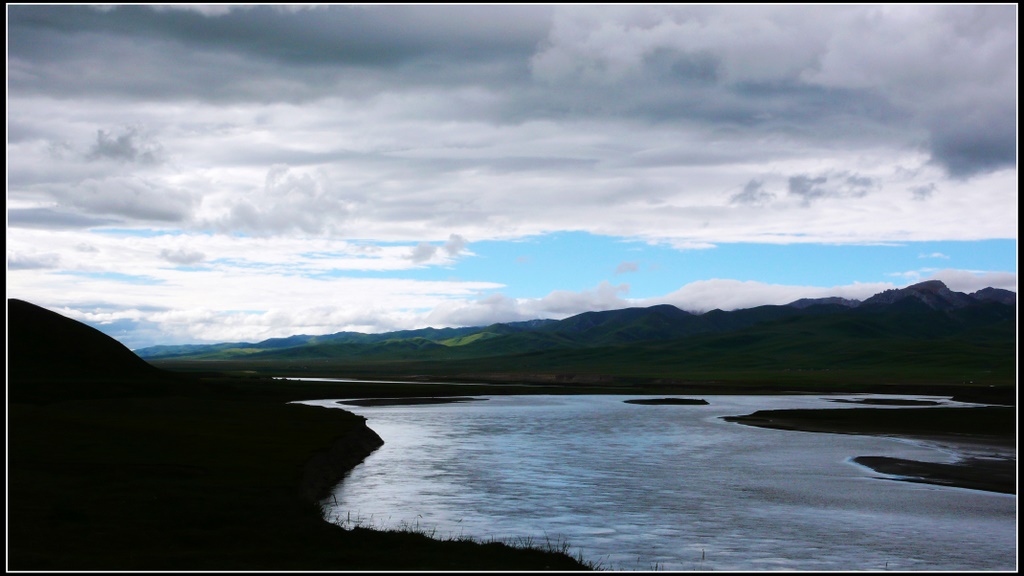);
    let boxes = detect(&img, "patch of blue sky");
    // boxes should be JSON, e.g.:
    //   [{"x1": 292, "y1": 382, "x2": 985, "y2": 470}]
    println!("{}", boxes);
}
[
  {"x1": 442, "y1": 234, "x2": 1018, "y2": 299},
  {"x1": 669, "y1": 240, "x2": 1015, "y2": 288},
  {"x1": 56, "y1": 271, "x2": 166, "y2": 285},
  {"x1": 297, "y1": 234, "x2": 1015, "y2": 299},
  {"x1": 453, "y1": 232, "x2": 654, "y2": 296}
]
